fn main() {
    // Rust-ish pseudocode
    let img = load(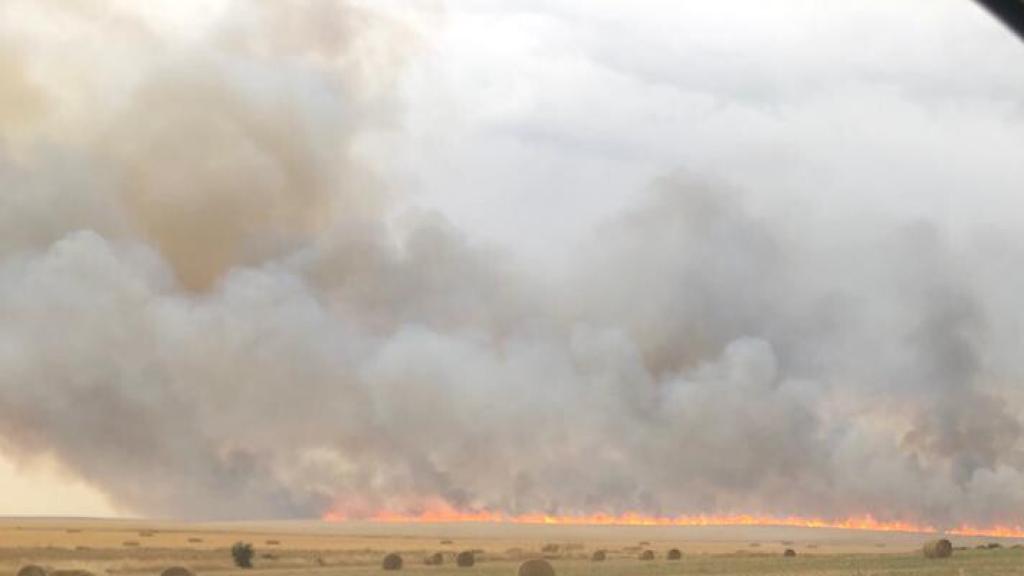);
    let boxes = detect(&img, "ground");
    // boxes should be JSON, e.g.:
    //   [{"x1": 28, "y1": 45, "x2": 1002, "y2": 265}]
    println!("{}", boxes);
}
[{"x1": 1, "y1": 519, "x2": 1022, "y2": 576}]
